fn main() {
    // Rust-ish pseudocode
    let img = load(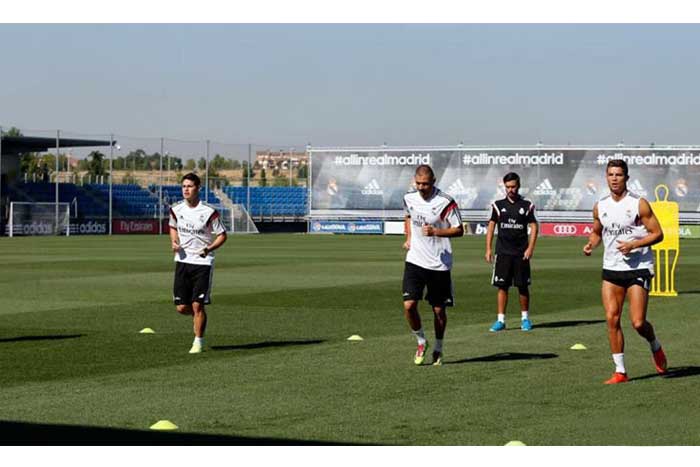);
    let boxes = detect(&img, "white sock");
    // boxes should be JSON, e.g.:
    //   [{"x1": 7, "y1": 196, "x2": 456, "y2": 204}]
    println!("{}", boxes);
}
[
  {"x1": 521, "y1": 311, "x2": 529, "y2": 320},
  {"x1": 497, "y1": 313, "x2": 505, "y2": 323},
  {"x1": 194, "y1": 337, "x2": 204, "y2": 346},
  {"x1": 650, "y1": 339, "x2": 661, "y2": 352},
  {"x1": 412, "y1": 328, "x2": 426, "y2": 345},
  {"x1": 612, "y1": 353, "x2": 626, "y2": 374},
  {"x1": 435, "y1": 339, "x2": 443, "y2": 353}
]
